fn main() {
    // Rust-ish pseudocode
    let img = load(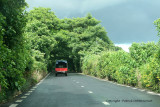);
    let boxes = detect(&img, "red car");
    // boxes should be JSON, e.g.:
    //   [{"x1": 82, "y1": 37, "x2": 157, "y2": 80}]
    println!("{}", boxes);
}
[{"x1": 55, "y1": 60, "x2": 68, "y2": 76}]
